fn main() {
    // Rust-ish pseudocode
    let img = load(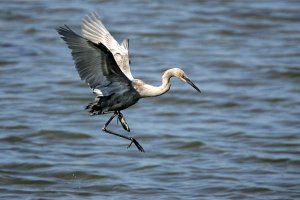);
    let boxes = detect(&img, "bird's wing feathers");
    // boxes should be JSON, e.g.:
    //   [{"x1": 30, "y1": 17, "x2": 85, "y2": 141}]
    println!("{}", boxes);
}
[
  {"x1": 81, "y1": 12, "x2": 134, "y2": 80},
  {"x1": 121, "y1": 39, "x2": 129, "y2": 50},
  {"x1": 57, "y1": 25, "x2": 132, "y2": 96}
]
